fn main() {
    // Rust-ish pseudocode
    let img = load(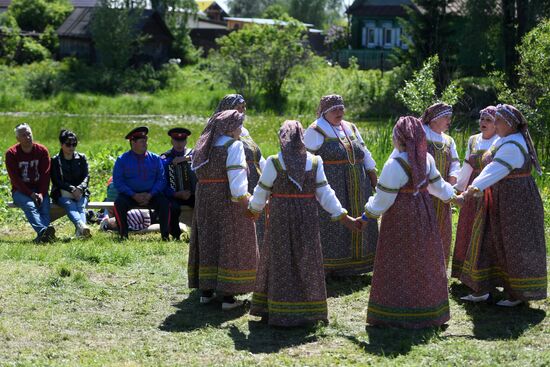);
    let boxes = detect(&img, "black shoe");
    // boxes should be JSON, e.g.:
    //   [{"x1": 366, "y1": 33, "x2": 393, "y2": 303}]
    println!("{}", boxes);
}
[{"x1": 41, "y1": 226, "x2": 56, "y2": 243}]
